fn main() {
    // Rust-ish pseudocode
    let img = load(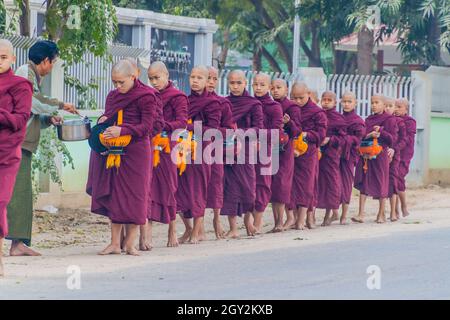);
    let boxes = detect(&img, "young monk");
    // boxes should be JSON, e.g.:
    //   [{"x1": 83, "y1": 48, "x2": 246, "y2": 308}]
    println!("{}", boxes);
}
[
  {"x1": 385, "y1": 98, "x2": 406, "y2": 221},
  {"x1": 253, "y1": 73, "x2": 283, "y2": 233},
  {"x1": 309, "y1": 89, "x2": 320, "y2": 105},
  {"x1": 176, "y1": 66, "x2": 221, "y2": 244},
  {"x1": 205, "y1": 66, "x2": 233, "y2": 240},
  {"x1": 221, "y1": 70, "x2": 264, "y2": 237},
  {"x1": 394, "y1": 98, "x2": 416, "y2": 218},
  {"x1": 0, "y1": 39, "x2": 33, "y2": 276},
  {"x1": 140, "y1": 61, "x2": 188, "y2": 249},
  {"x1": 339, "y1": 92, "x2": 365, "y2": 225},
  {"x1": 269, "y1": 79, "x2": 301, "y2": 232},
  {"x1": 318, "y1": 91, "x2": 348, "y2": 226},
  {"x1": 352, "y1": 95, "x2": 398, "y2": 224},
  {"x1": 289, "y1": 83, "x2": 327, "y2": 229},
  {"x1": 86, "y1": 59, "x2": 159, "y2": 256}
]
